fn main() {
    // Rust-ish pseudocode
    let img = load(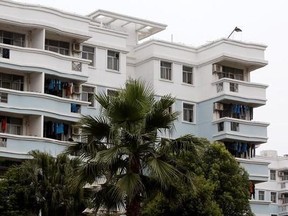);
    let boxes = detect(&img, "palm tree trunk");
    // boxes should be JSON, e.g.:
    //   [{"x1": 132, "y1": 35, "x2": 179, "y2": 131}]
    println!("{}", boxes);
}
[
  {"x1": 126, "y1": 195, "x2": 141, "y2": 216},
  {"x1": 126, "y1": 156, "x2": 141, "y2": 216}
]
